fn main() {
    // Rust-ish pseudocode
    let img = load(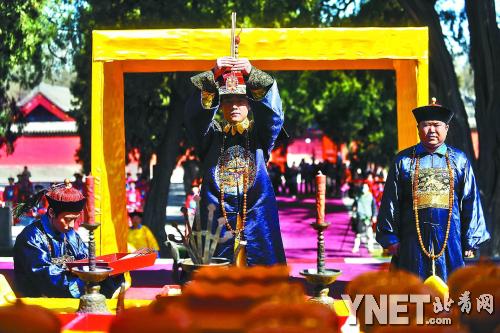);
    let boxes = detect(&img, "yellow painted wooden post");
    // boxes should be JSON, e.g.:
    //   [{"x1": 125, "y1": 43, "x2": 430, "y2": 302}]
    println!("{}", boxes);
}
[
  {"x1": 395, "y1": 60, "x2": 420, "y2": 149},
  {"x1": 416, "y1": 58, "x2": 429, "y2": 115},
  {"x1": 91, "y1": 28, "x2": 429, "y2": 252},
  {"x1": 90, "y1": 61, "x2": 105, "y2": 252},
  {"x1": 91, "y1": 61, "x2": 127, "y2": 254}
]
